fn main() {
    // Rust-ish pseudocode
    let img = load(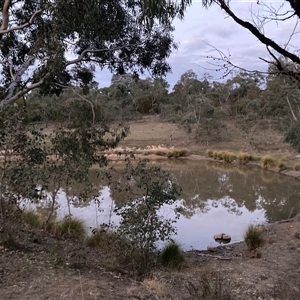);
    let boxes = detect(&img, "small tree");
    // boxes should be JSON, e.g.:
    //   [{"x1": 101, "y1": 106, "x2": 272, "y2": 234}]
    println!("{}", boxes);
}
[{"x1": 113, "y1": 159, "x2": 182, "y2": 275}]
